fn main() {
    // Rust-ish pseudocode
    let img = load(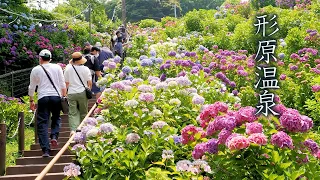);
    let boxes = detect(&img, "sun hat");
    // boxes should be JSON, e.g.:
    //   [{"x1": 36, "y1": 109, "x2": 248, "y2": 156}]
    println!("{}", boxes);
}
[
  {"x1": 69, "y1": 52, "x2": 87, "y2": 65},
  {"x1": 94, "y1": 42, "x2": 102, "y2": 47},
  {"x1": 39, "y1": 49, "x2": 52, "y2": 59}
]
